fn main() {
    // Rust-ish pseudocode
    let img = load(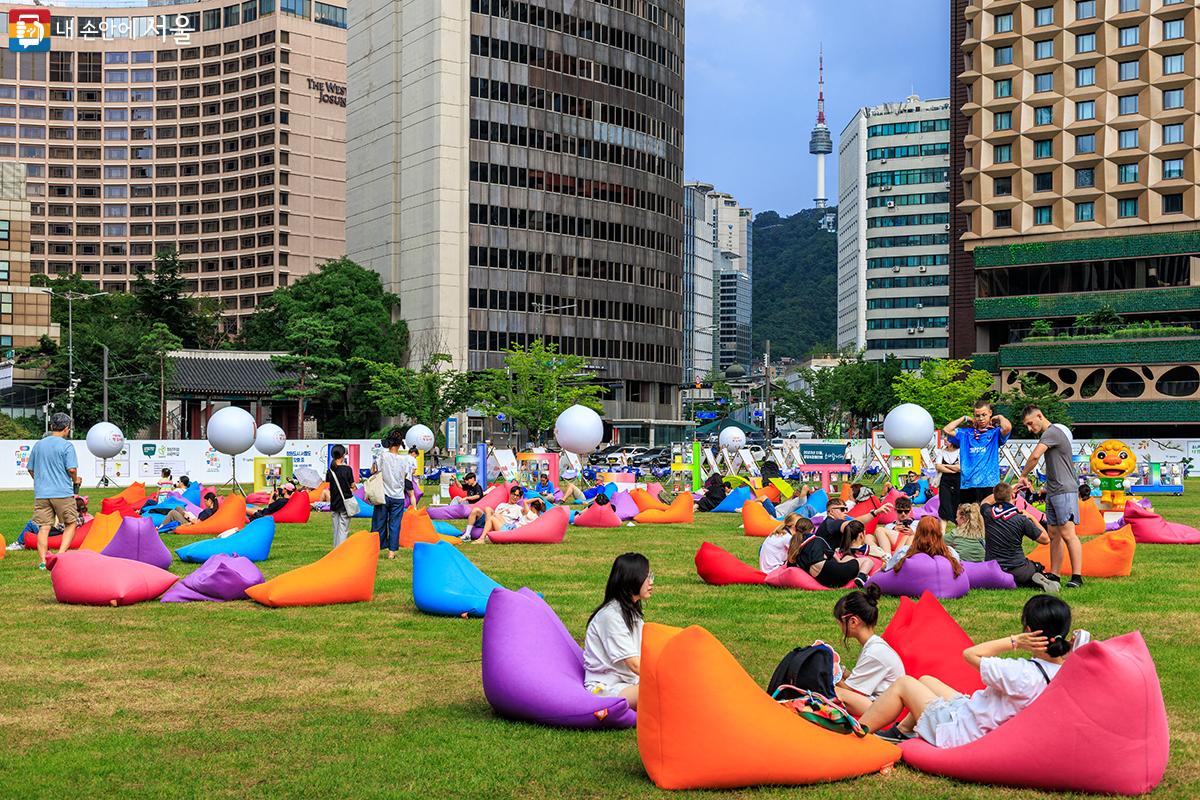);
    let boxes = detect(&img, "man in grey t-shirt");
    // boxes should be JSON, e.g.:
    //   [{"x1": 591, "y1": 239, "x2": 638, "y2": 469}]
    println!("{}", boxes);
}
[{"x1": 1018, "y1": 405, "x2": 1083, "y2": 588}]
